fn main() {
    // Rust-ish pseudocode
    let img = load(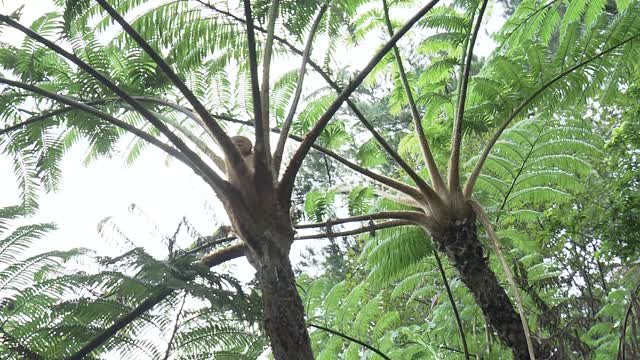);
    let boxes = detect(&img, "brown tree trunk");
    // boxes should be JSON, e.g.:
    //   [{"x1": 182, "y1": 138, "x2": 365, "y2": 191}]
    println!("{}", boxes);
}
[
  {"x1": 227, "y1": 190, "x2": 314, "y2": 360},
  {"x1": 252, "y1": 247, "x2": 314, "y2": 359},
  {"x1": 432, "y1": 214, "x2": 540, "y2": 359}
]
